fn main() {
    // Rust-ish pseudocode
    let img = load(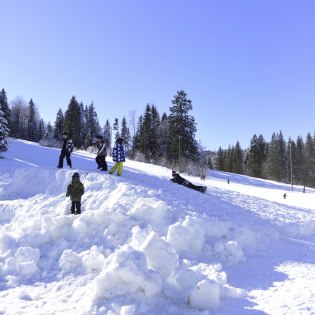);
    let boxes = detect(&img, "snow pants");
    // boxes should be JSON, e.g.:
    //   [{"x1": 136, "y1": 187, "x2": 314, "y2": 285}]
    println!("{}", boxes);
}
[
  {"x1": 96, "y1": 155, "x2": 107, "y2": 171},
  {"x1": 109, "y1": 162, "x2": 124, "y2": 176},
  {"x1": 183, "y1": 180, "x2": 205, "y2": 192},
  {"x1": 58, "y1": 150, "x2": 72, "y2": 168},
  {"x1": 71, "y1": 201, "x2": 81, "y2": 215}
]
